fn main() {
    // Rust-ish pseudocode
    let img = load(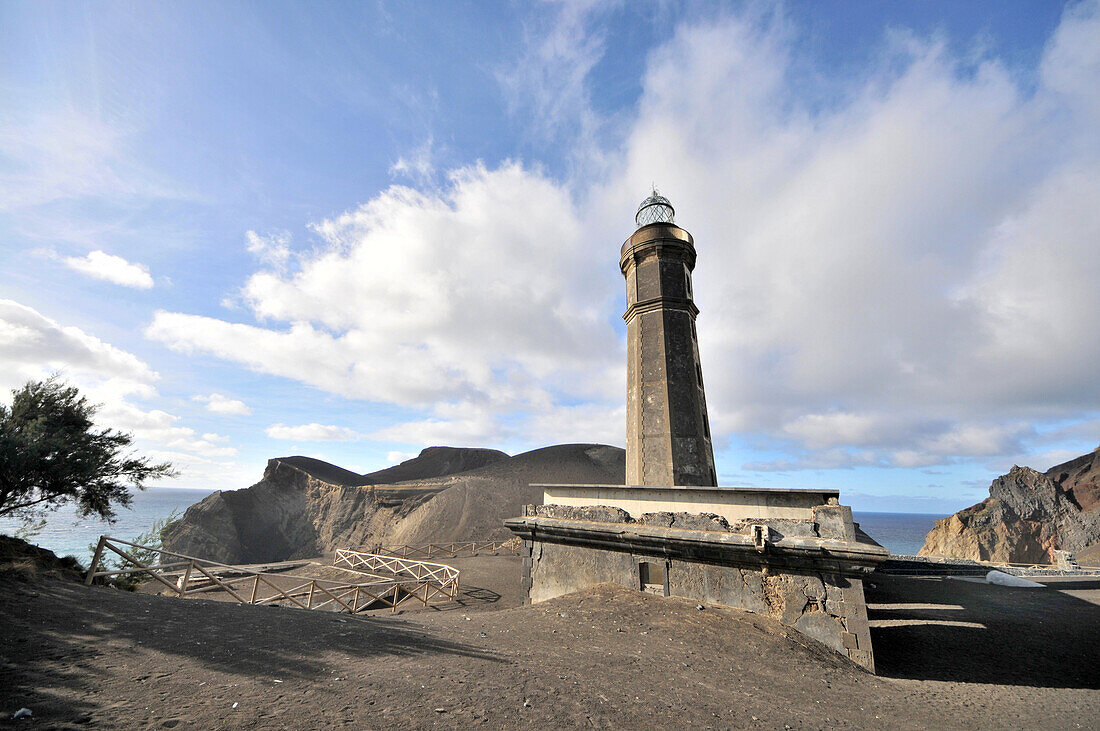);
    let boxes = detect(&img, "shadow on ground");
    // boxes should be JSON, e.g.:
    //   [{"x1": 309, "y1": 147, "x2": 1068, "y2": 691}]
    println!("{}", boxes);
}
[
  {"x1": 867, "y1": 574, "x2": 1100, "y2": 689},
  {"x1": 0, "y1": 575, "x2": 503, "y2": 724}
]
